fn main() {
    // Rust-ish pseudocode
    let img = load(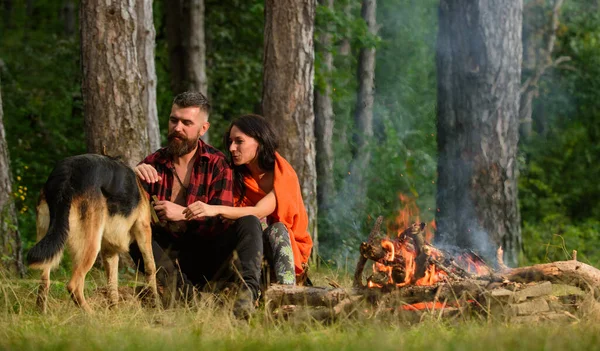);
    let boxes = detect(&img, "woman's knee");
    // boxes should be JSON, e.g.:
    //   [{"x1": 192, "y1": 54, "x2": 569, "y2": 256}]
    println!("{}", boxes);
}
[{"x1": 264, "y1": 222, "x2": 289, "y2": 241}]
